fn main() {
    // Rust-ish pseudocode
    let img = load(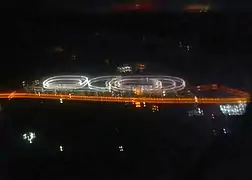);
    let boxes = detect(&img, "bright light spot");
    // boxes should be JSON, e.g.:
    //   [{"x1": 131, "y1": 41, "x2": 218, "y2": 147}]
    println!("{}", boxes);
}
[
  {"x1": 22, "y1": 132, "x2": 36, "y2": 143},
  {"x1": 60, "y1": 98, "x2": 63, "y2": 104},
  {"x1": 135, "y1": 101, "x2": 141, "y2": 108},
  {"x1": 223, "y1": 128, "x2": 227, "y2": 134},
  {"x1": 119, "y1": 145, "x2": 124, "y2": 152},
  {"x1": 60, "y1": 145, "x2": 64, "y2": 152},
  {"x1": 194, "y1": 96, "x2": 198, "y2": 103},
  {"x1": 134, "y1": 88, "x2": 143, "y2": 95},
  {"x1": 143, "y1": 102, "x2": 146, "y2": 107},
  {"x1": 162, "y1": 90, "x2": 166, "y2": 97}
]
